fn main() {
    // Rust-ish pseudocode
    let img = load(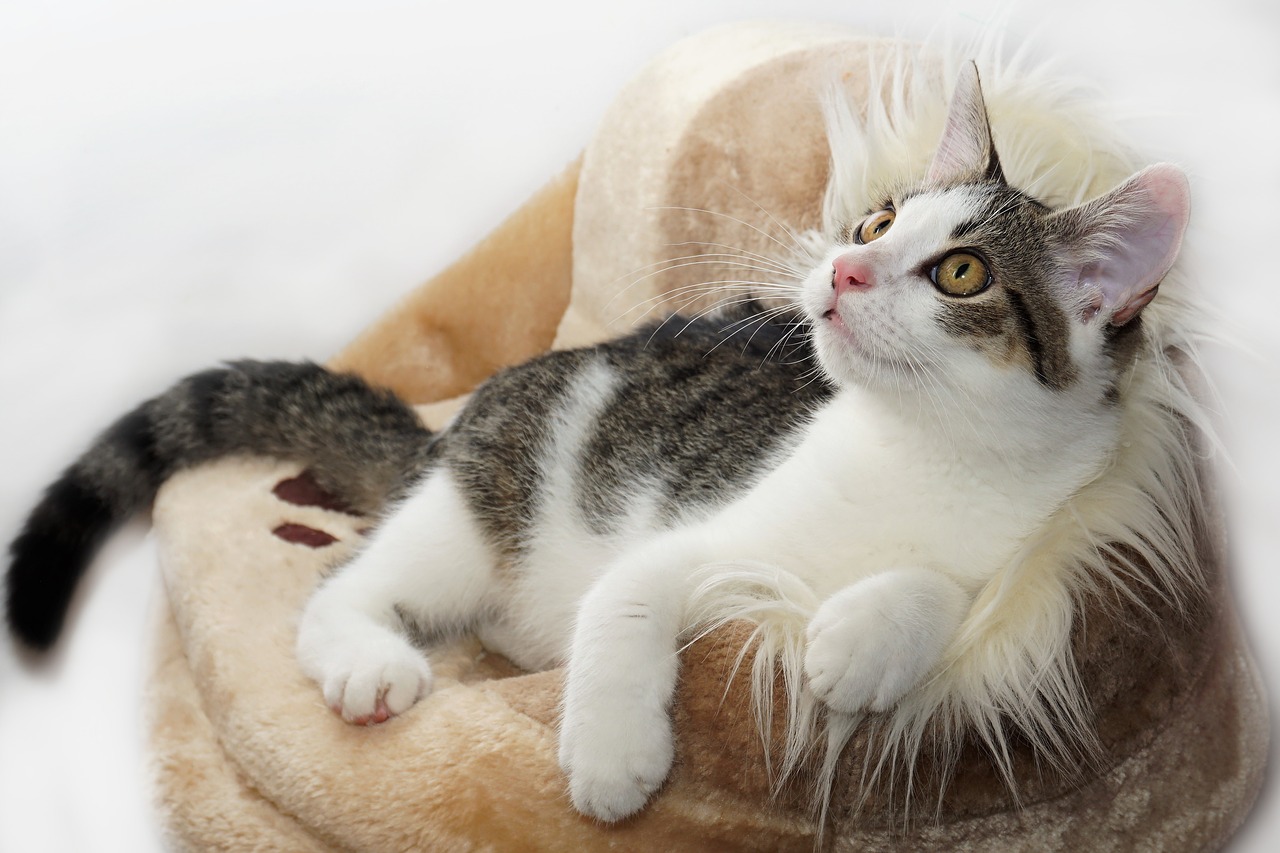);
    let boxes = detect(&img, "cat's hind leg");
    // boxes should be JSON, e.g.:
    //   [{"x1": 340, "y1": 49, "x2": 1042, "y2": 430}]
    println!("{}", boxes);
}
[{"x1": 295, "y1": 467, "x2": 495, "y2": 724}]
